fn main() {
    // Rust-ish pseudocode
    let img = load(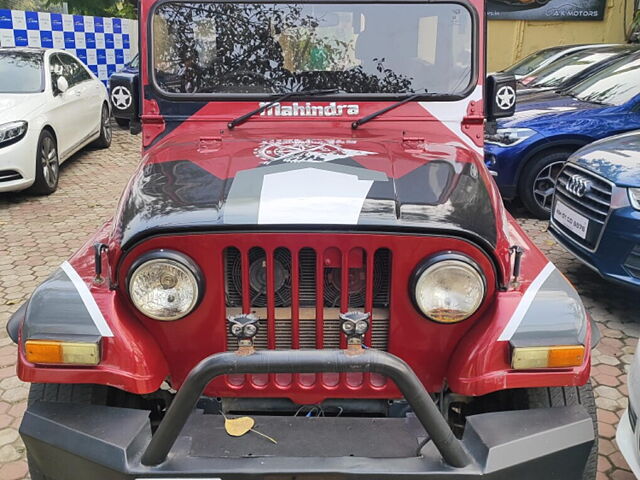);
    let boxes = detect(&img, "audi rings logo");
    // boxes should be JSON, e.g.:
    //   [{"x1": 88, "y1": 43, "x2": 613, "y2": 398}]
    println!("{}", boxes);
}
[{"x1": 566, "y1": 174, "x2": 592, "y2": 198}]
